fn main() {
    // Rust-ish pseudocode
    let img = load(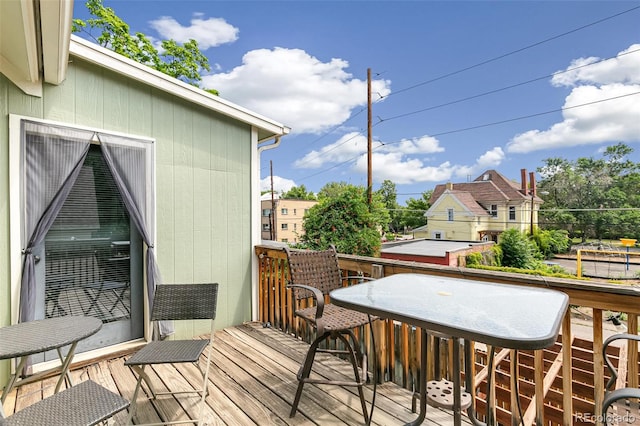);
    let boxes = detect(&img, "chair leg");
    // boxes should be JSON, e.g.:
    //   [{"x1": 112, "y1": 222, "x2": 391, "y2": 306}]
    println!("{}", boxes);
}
[
  {"x1": 338, "y1": 331, "x2": 369, "y2": 424},
  {"x1": 290, "y1": 331, "x2": 329, "y2": 418}
]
